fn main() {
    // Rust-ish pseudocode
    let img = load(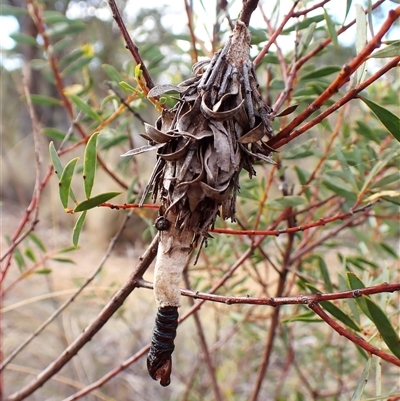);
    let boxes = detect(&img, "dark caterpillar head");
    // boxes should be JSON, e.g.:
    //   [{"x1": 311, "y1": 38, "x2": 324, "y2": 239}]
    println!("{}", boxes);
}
[{"x1": 154, "y1": 216, "x2": 171, "y2": 231}]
